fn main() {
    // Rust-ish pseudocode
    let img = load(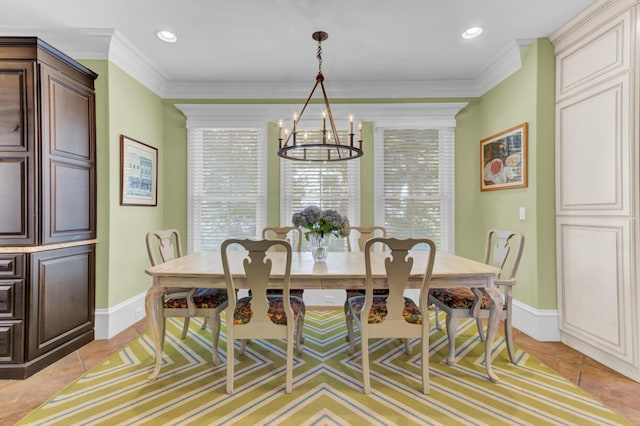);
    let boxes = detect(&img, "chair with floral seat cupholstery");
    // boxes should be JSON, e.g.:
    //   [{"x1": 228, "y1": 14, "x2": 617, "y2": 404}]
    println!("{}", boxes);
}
[
  {"x1": 346, "y1": 237, "x2": 436, "y2": 394},
  {"x1": 221, "y1": 238, "x2": 305, "y2": 394},
  {"x1": 429, "y1": 229, "x2": 524, "y2": 365},
  {"x1": 146, "y1": 229, "x2": 228, "y2": 365}
]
